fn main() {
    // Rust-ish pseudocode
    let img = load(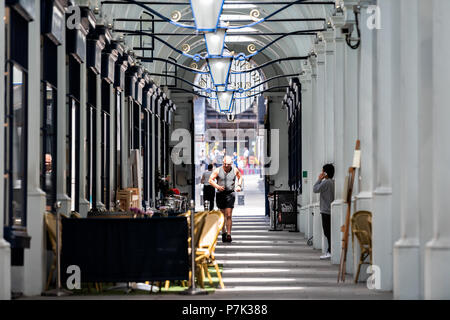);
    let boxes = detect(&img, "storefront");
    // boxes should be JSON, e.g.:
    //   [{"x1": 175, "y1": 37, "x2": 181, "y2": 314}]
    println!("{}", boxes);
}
[
  {"x1": 3, "y1": 0, "x2": 36, "y2": 267},
  {"x1": 285, "y1": 78, "x2": 302, "y2": 192}
]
